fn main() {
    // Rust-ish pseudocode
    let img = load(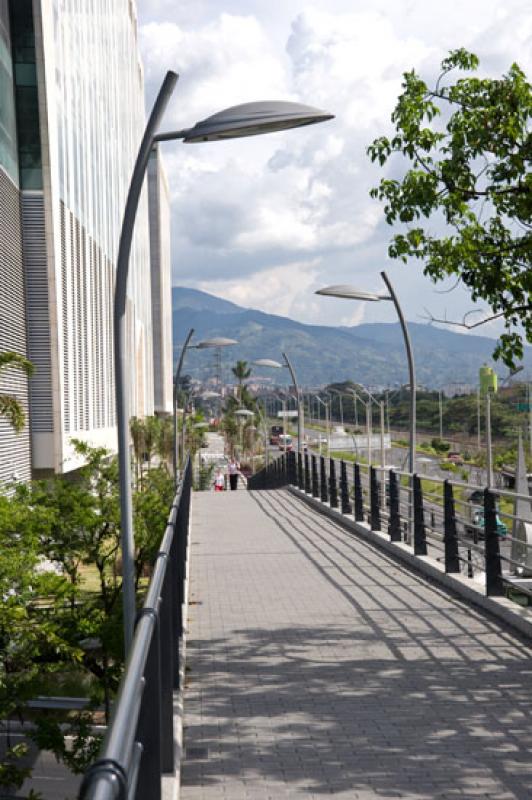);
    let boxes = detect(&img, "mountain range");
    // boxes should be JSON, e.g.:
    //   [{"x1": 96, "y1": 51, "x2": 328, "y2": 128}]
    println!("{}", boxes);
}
[{"x1": 172, "y1": 287, "x2": 532, "y2": 389}]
